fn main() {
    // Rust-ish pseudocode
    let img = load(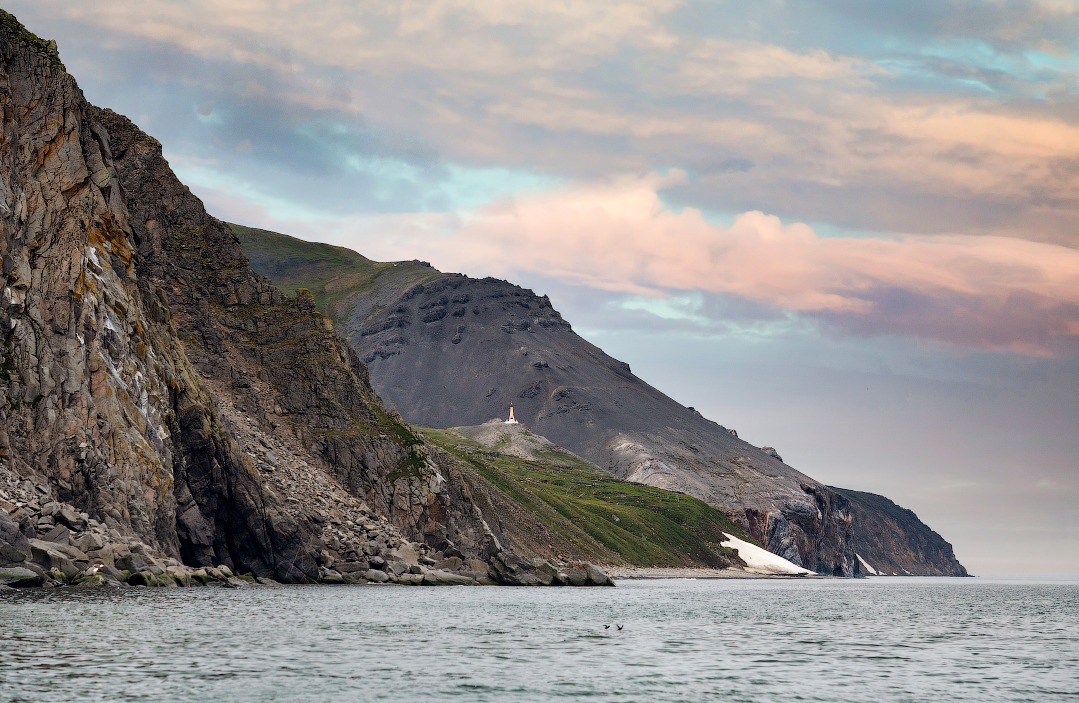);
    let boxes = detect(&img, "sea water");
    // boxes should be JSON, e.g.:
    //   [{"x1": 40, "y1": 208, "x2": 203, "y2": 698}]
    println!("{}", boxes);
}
[{"x1": 1, "y1": 577, "x2": 1076, "y2": 702}]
